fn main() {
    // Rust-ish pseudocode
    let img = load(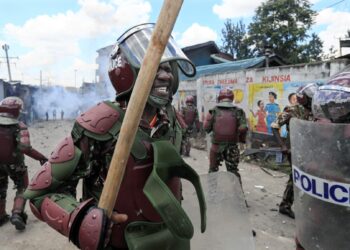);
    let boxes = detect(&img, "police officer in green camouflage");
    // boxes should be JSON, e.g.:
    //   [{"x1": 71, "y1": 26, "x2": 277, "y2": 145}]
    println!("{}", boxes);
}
[
  {"x1": 23, "y1": 24, "x2": 205, "y2": 250},
  {"x1": 0, "y1": 97, "x2": 47, "y2": 230},
  {"x1": 271, "y1": 83, "x2": 317, "y2": 219},
  {"x1": 180, "y1": 95, "x2": 200, "y2": 157},
  {"x1": 203, "y1": 89, "x2": 248, "y2": 185}
]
